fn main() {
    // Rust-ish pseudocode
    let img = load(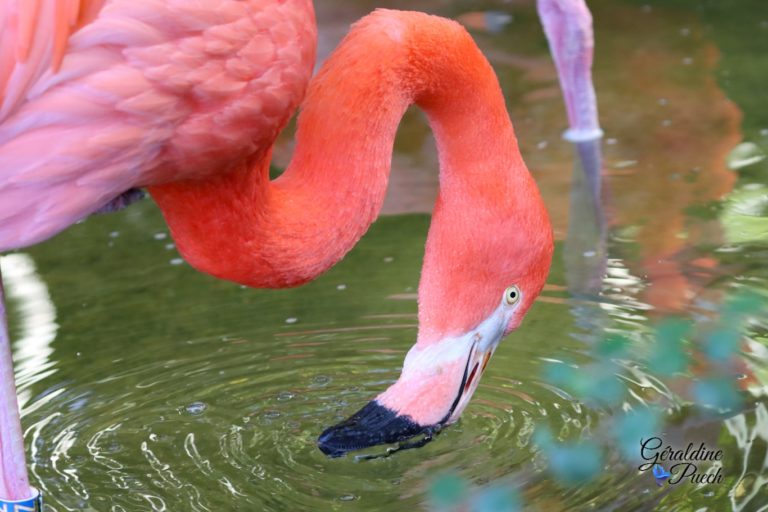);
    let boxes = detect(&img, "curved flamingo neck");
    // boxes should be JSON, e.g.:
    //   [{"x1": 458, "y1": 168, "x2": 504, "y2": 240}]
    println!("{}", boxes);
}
[{"x1": 149, "y1": 10, "x2": 549, "y2": 341}]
